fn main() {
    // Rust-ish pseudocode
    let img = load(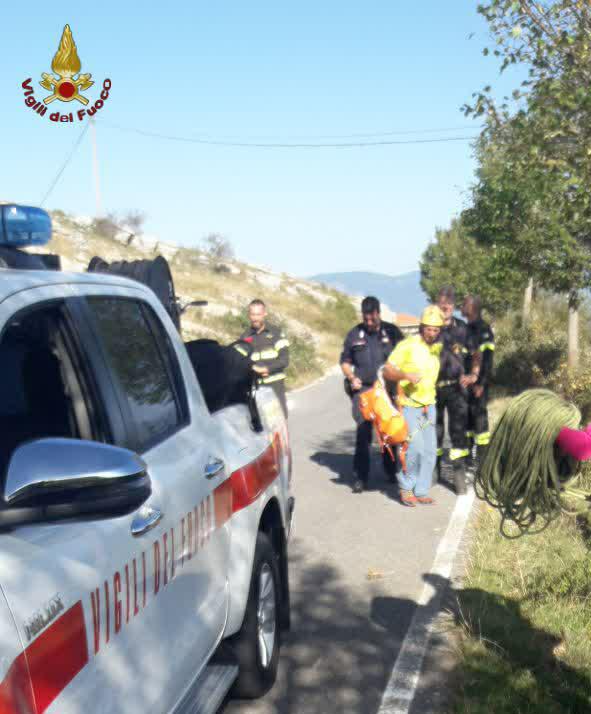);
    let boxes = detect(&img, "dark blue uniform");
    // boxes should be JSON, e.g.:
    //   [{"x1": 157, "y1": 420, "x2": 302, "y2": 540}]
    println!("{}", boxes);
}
[{"x1": 341, "y1": 321, "x2": 403, "y2": 485}]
